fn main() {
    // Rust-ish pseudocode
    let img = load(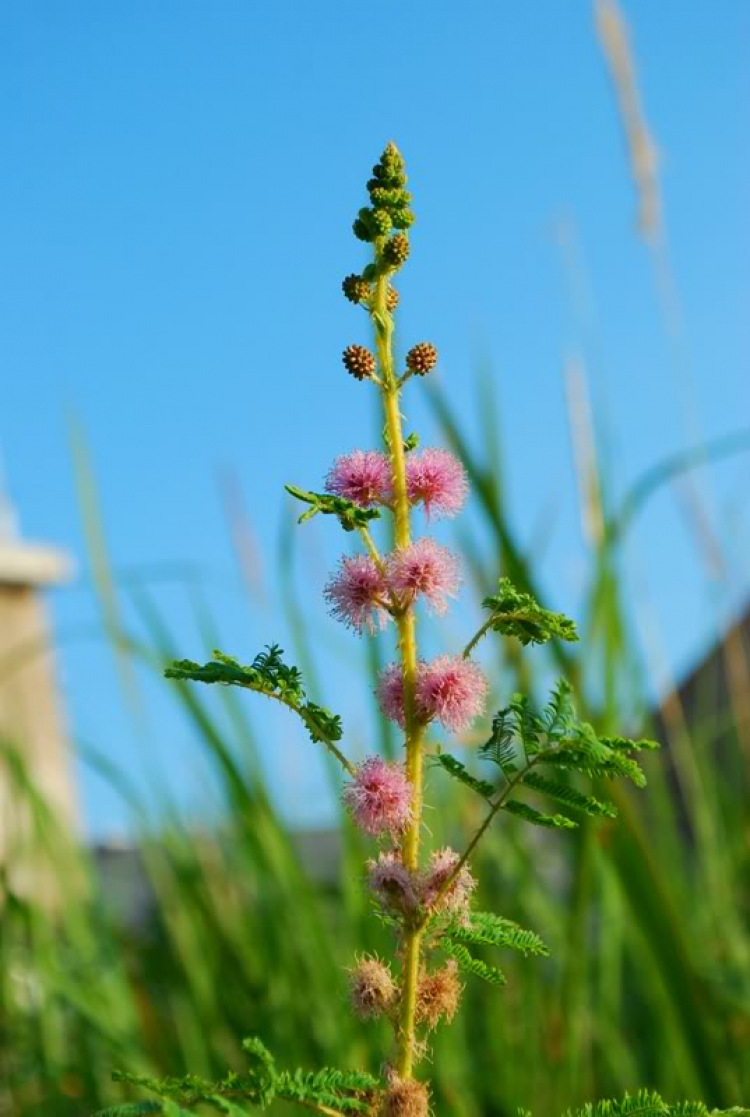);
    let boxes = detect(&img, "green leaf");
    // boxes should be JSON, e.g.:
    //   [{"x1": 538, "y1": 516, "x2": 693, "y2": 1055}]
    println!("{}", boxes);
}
[
  {"x1": 433, "y1": 753, "x2": 494, "y2": 799},
  {"x1": 443, "y1": 940, "x2": 506, "y2": 985},
  {"x1": 481, "y1": 577, "x2": 579, "y2": 646},
  {"x1": 93, "y1": 1106, "x2": 164, "y2": 1117},
  {"x1": 521, "y1": 771, "x2": 618, "y2": 819},
  {"x1": 285, "y1": 484, "x2": 381, "y2": 531},
  {"x1": 600, "y1": 734, "x2": 660, "y2": 753},
  {"x1": 540, "y1": 745, "x2": 647, "y2": 787},
  {"x1": 165, "y1": 648, "x2": 343, "y2": 748},
  {"x1": 205, "y1": 1099, "x2": 255, "y2": 1115},
  {"x1": 403, "y1": 431, "x2": 420, "y2": 452},
  {"x1": 562, "y1": 1090, "x2": 672, "y2": 1117},
  {"x1": 504, "y1": 800, "x2": 578, "y2": 829},
  {"x1": 484, "y1": 681, "x2": 653, "y2": 789},
  {"x1": 480, "y1": 701, "x2": 532, "y2": 772},
  {"x1": 447, "y1": 911, "x2": 549, "y2": 957},
  {"x1": 274, "y1": 1066, "x2": 379, "y2": 1113}
]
